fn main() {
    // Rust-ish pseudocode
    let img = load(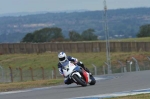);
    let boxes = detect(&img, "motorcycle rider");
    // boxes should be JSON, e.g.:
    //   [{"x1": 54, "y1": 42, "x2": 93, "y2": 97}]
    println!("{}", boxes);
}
[{"x1": 57, "y1": 52, "x2": 91, "y2": 85}]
